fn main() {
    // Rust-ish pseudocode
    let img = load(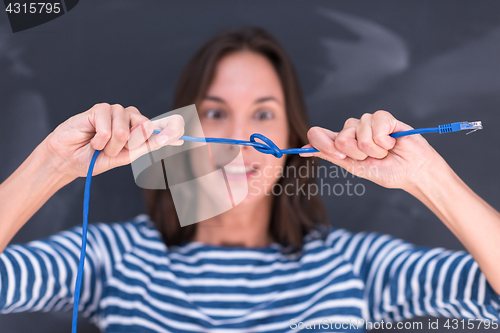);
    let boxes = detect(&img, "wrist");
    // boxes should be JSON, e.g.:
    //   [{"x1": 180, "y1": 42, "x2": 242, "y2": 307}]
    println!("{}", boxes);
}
[
  {"x1": 403, "y1": 152, "x2": 454, "y2": 199},
  {"x1": 401, "y1": 153, "x2": 464, "y2": 237},
  {"x1": 35, "y1": 138, "x2": 77, "y2": 188},
  {"x1": 0, "y1": 139, "x2": 76, "y2": 252}
]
